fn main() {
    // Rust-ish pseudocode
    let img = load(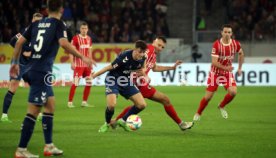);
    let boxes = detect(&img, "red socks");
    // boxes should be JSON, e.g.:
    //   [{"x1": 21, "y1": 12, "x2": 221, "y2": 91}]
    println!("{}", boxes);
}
[
  {"x1": 69, "y1": 85, "x2": 91, "y2": 102},
  {"x1": 116, "y1": 105, "x2": 182, "y2": 125},
  {"x1": 197, "y1": 98, "x2": 209, "y2": 115},
  {"x1": 68, "y1": 84, "x2": 77, "y2": 102},
  {"x1": 164, "y1": 105, "x2": 182, "y2": 124},
  {"x1": 219, "y1": 93, "x2": 234, "y2": 108},
  {"x1": 83, "y1": 86, "x2": 91, "y2": 101},
  {"x1": 116, "y1": 106, "x2": 132, "y2": 121},
  {"x1": 196, "y1": 93, "x2": 235, "y2": 115}
]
